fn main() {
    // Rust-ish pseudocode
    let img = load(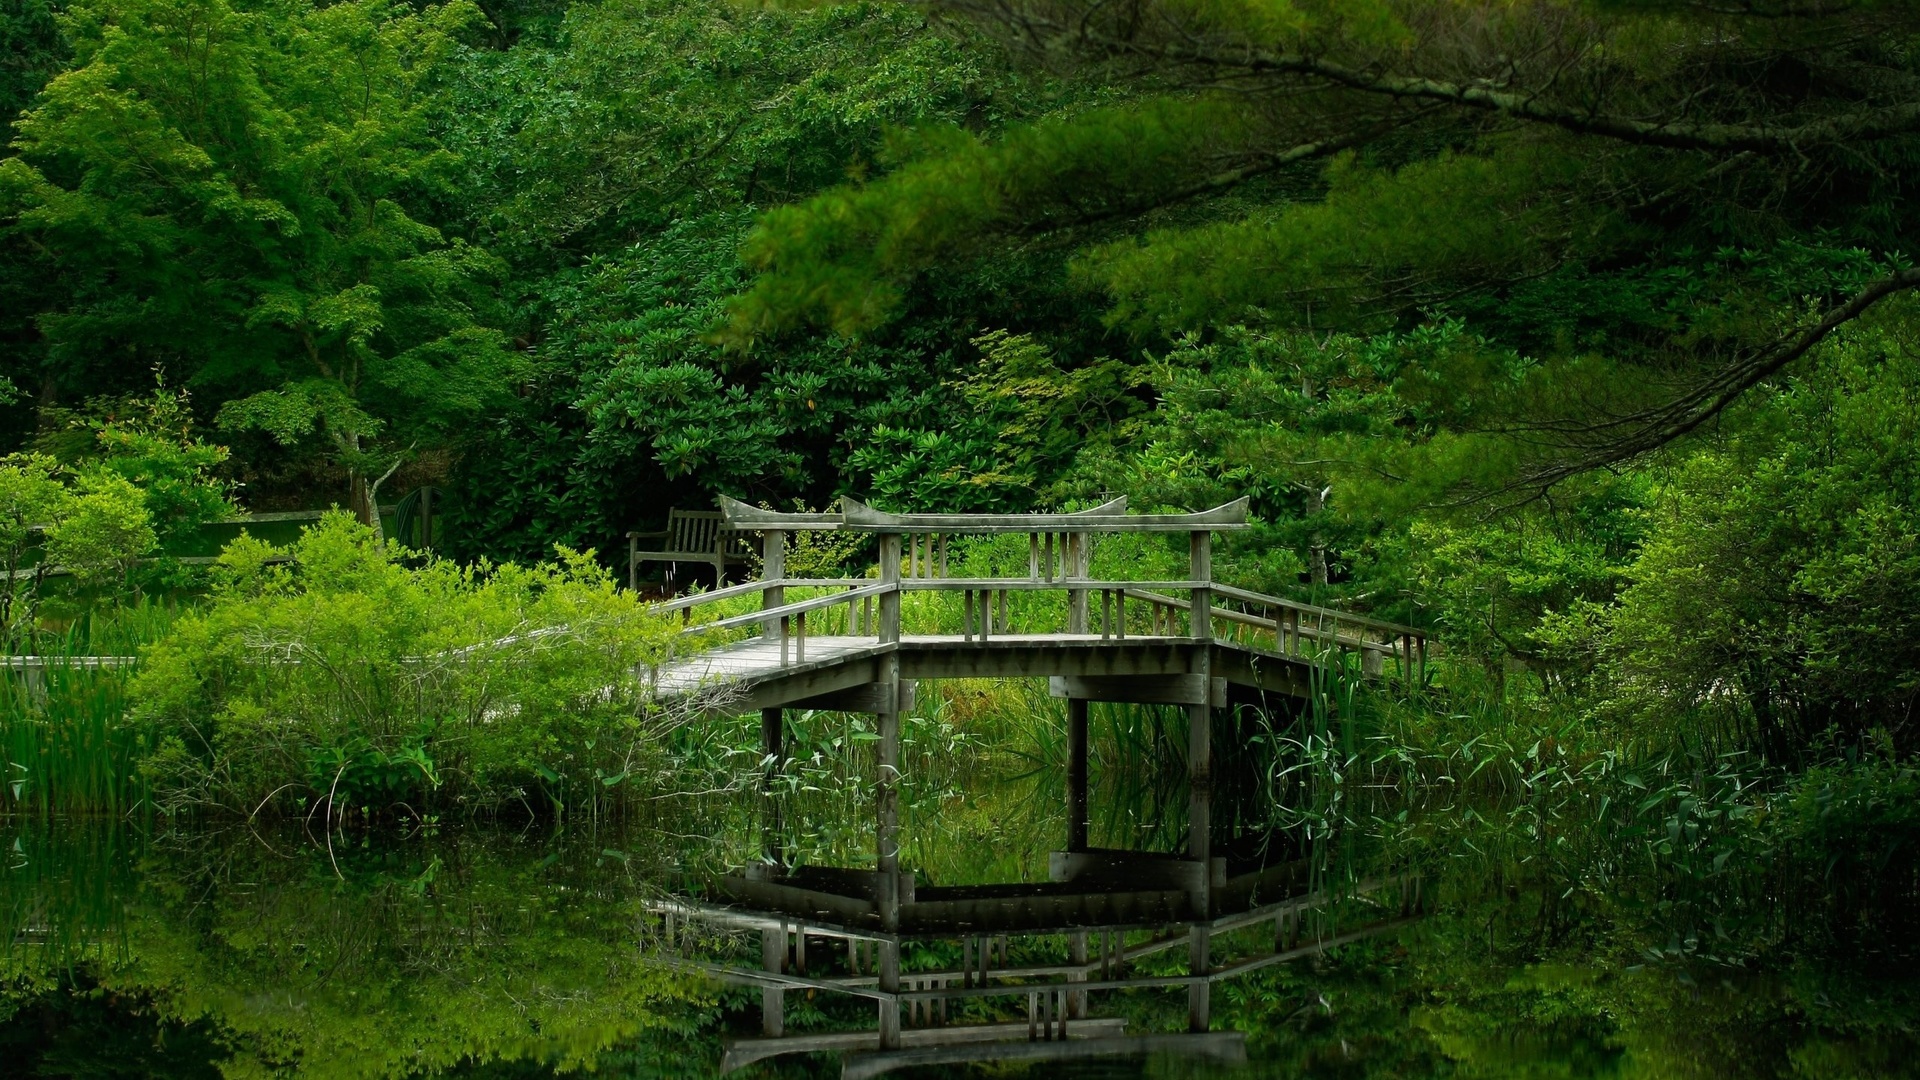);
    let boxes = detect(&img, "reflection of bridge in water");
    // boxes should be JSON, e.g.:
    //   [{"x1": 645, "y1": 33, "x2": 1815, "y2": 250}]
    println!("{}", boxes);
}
[
  {"x1": 648, "y1": 497, "x2": 1429, "y2": 1075},
  {"x1": 657, "y1": 869, "x2": 1424, "y2": 1076}
]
